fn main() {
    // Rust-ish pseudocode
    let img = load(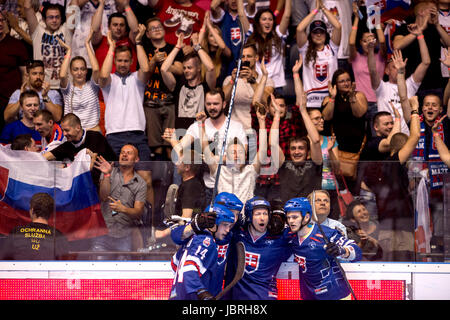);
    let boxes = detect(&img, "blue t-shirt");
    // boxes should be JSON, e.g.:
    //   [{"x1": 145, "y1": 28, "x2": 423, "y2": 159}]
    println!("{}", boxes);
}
[{"x1": 0, "y1": 120, "x2": 41, "y2": 145}]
